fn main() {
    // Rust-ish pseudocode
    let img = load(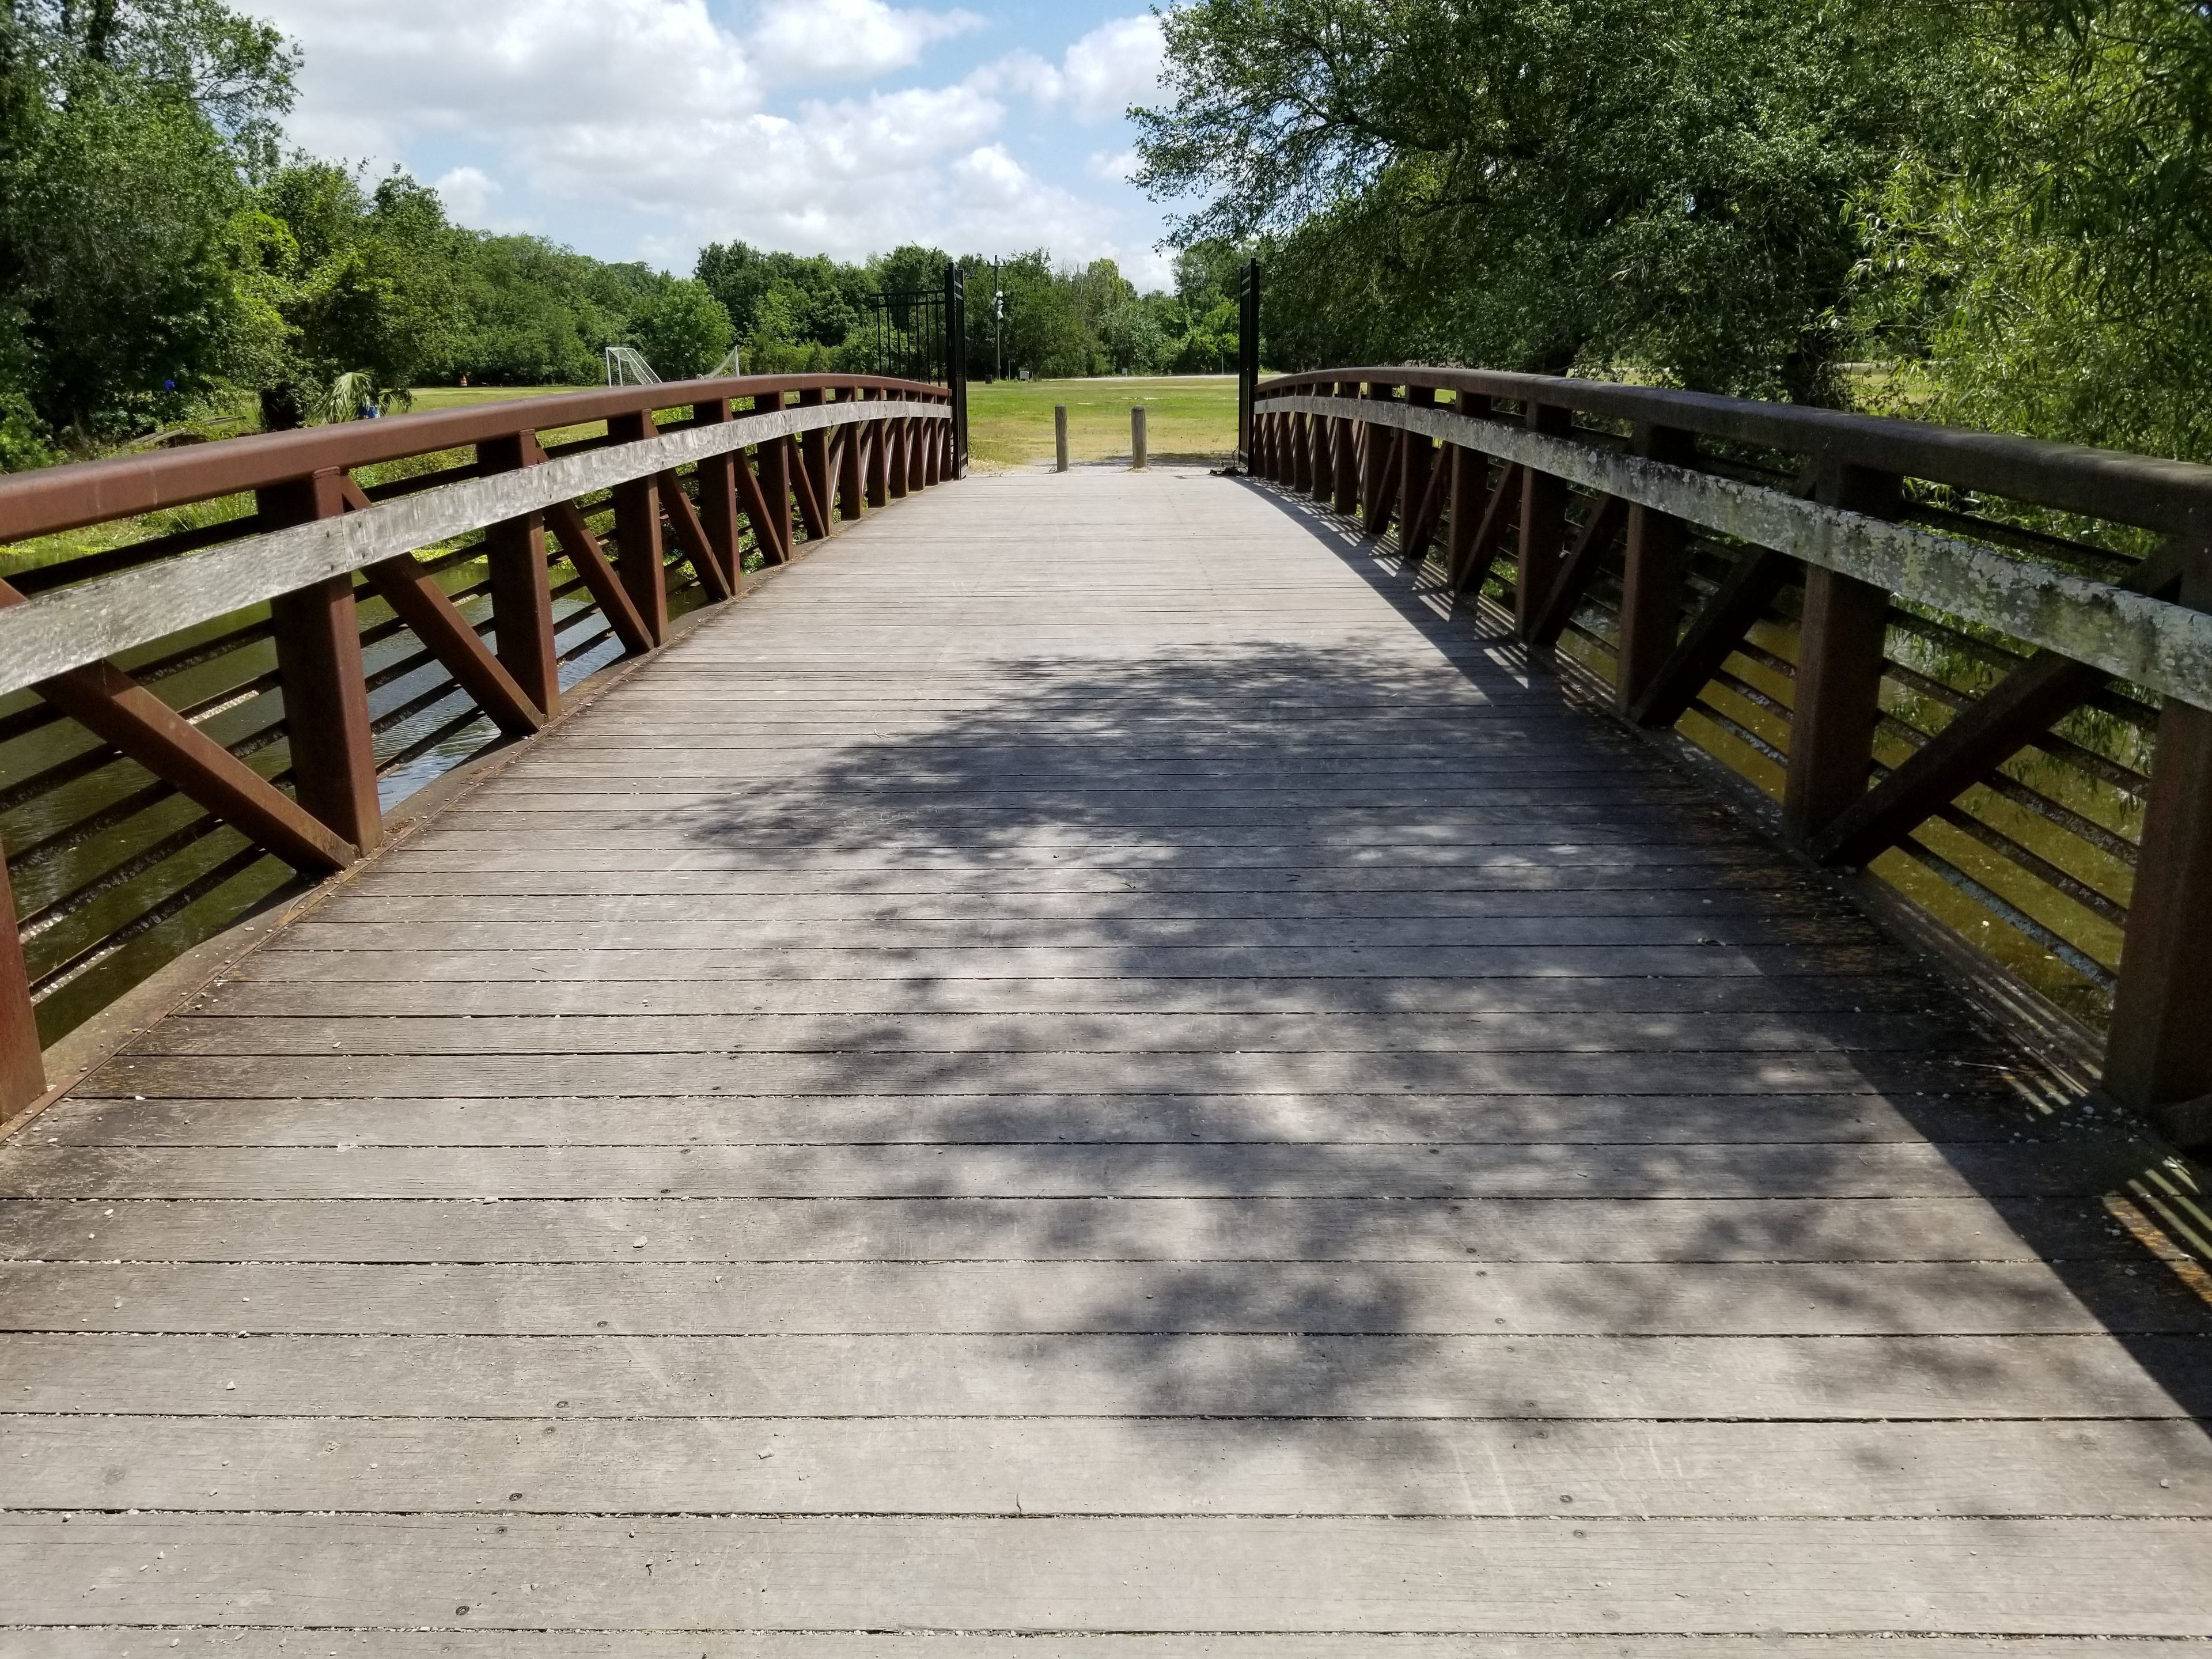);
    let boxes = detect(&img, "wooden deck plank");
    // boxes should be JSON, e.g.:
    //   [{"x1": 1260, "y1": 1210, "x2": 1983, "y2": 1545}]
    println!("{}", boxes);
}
[
  {"x1": 0, "y1": 1196, "x2": 2134, "y2": 1262},
  {"x1": 5, "y1": 1415, "x2": 2204, "y2": 1517},
  {"x1": 3, "y1": 1332, "x2": 2205, "y2": 1418},
  {"x1": 0, "y1": 1142, "x2": 2123, "y2": 1200},
  {"x1": 24, "y1": 1090, "x2": 2031, "y2": 1145},
  {"x1": 4, "y1": 1514, "x2": 2209, "y2": 1634},
  {"x1": 5, "y1": 466, "x2": 2206, "y2": 1645},
  {"x1": 0, "y1": 1258, "x2": 2191, "y2": 1336}
]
